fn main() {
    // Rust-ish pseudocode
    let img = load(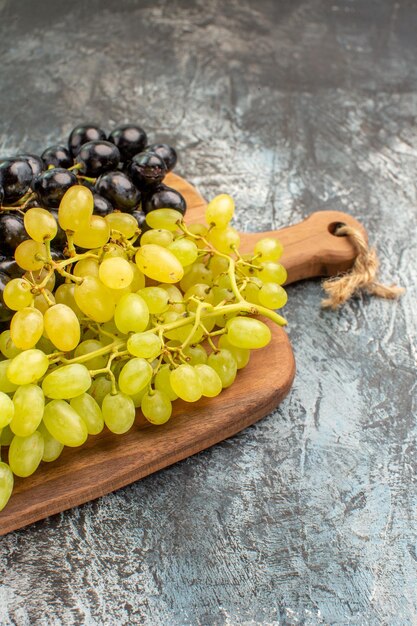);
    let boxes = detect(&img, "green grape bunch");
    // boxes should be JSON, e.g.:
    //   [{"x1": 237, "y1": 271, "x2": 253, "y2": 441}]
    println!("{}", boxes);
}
[{"x1": 0, "y1": 187, "x2": 288, "y2": 513}]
